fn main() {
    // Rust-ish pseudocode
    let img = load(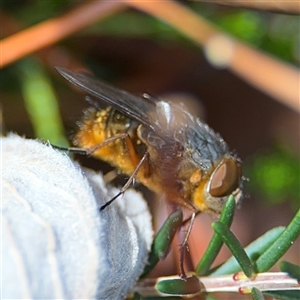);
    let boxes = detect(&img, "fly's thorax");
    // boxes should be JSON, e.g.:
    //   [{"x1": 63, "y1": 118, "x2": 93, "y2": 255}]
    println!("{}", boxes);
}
[
  {"x1": 137, "y1": 124, "x2": 185, "y2": 168},
  {"x1": 136, "y1": 125, "x2": 163, "y2": 166},
  {"x1": 191, "y1": 155, "x2": 243, "y2": 214}
]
